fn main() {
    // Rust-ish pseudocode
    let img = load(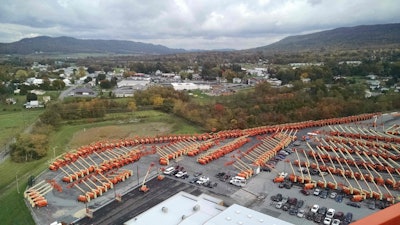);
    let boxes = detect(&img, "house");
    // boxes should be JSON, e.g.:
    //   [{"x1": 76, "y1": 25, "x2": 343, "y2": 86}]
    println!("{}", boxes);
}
[
  {"x1": 266, "y1": 78, "x2": 282, "y2": 86},
  {"x1": 232, "y1": 78, "x2": 242, "y2": 84},
  {"x1": 30, "y1": 90, "x2": 46, "y2": 95},
  {"x1": 25, "y1": 77, "x2": 44, "y2": 86},
  {"x1": 112, "y1": 86, "x2": 146, "y2": 98},
  {"x1": 247, "y1": 68, "x2": 268, "y2": 77},
  {"x1": 42, "y1": 96, "x2": 51, "y2": 103},
  {"x1": 24, "y1": 100, "x2": 44, "y2": 109}
]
